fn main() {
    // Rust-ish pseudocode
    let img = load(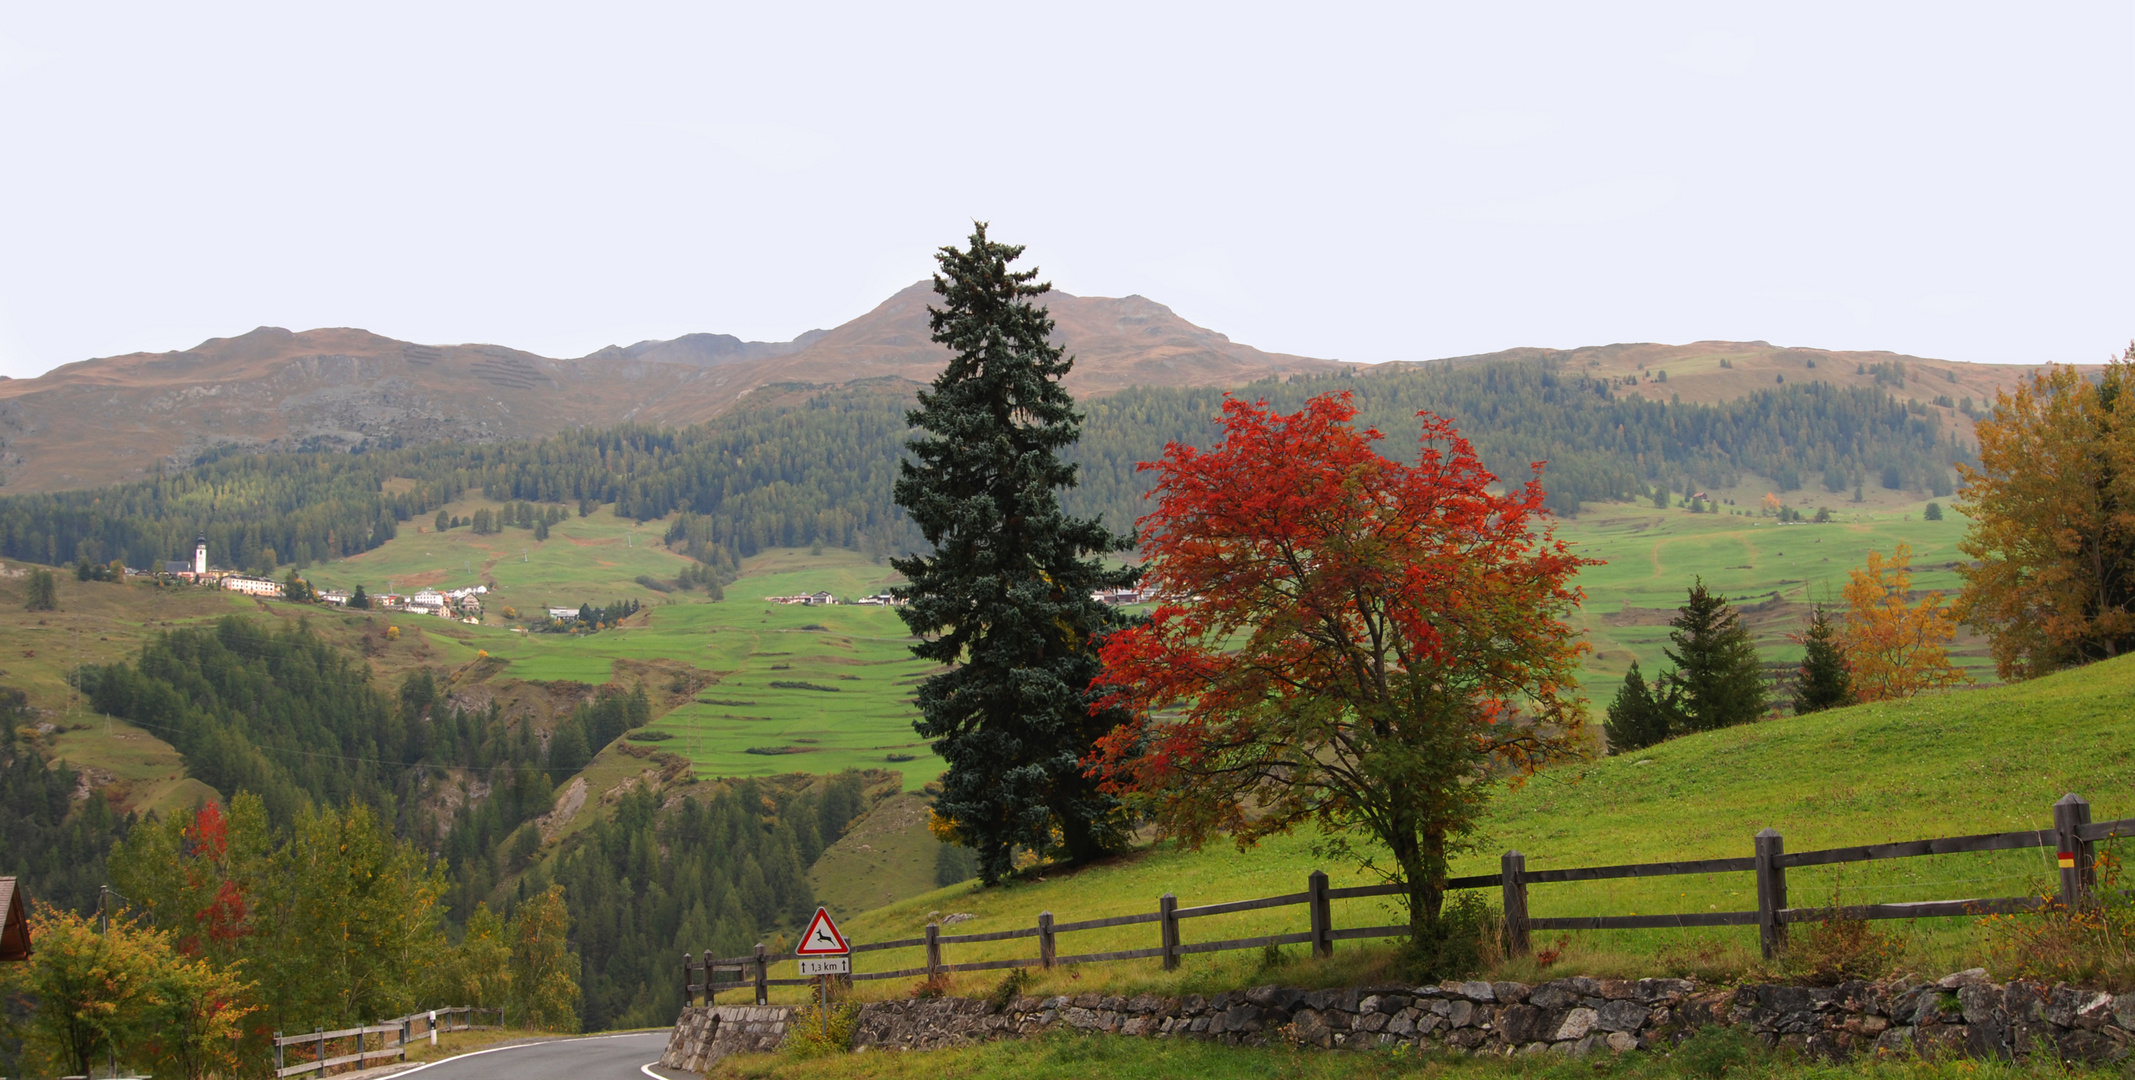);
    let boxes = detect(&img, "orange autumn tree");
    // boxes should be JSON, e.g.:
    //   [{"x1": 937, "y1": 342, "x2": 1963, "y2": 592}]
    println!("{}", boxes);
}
[
  {"x1": 1838, "y1": 542, "x2": 1968, "y2": 700},
  {"x1": 1090, "y1": 393, "x2": 1595, "y2": 950},
  {"x1": 1956, "y1": 350, "x2": 2135, "y2": 678}
]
